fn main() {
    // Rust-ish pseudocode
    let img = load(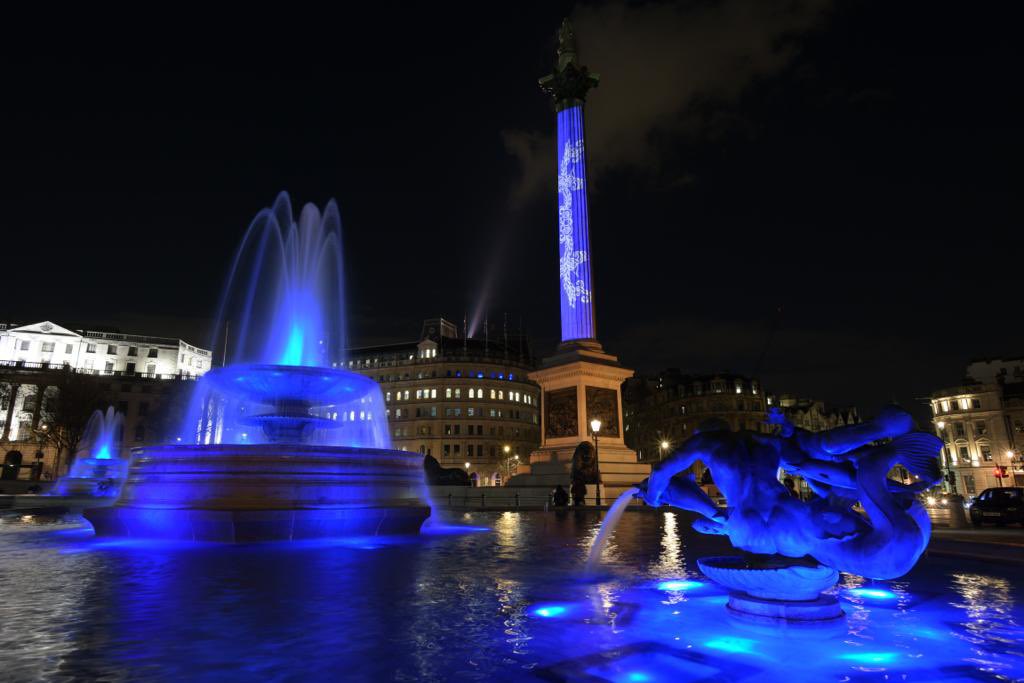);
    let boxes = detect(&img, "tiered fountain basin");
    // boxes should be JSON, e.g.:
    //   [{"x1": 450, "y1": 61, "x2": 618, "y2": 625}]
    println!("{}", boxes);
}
[{"x1": 84, "y1": 443, "x2": 430, "y2": 542}]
